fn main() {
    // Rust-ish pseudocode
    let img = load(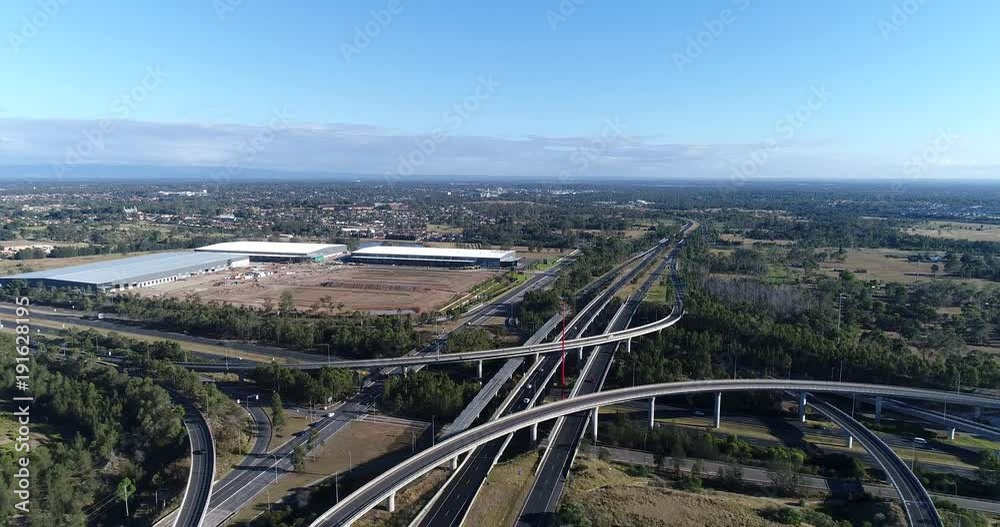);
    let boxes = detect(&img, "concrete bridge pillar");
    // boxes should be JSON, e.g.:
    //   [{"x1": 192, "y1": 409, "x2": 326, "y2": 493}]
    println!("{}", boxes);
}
[
  {"x1": 477, "y1": 360, "x2": 483, "y2": 380},
  {"x1": 626, "y1": 338, "x2": 632, "y2": 354},
  {"x1": 949, "y1": 428, "x2": 957, "y2": 440},
  {"x1": 450, "y1": 456, "x2": 458, "y2": 470},
  {"x1": 714, "y1": 392, "x2": 722, "y2": 429},
  {"x1": 591, "y1": 407, "x2": 599, "y2": 440},
  {"x1": 848, "y1": 436, "x2": 854, "y2": 449},
  {"x1": 798, "y1": 392, "x2": 807, "y2": 423},
  {"x1": 530, "y1": 422, "x2": 538, "y2": 442},
  {"x1": 875, "y1": 396, "x2": 883, "y2": 423},
  {"x1": 578, "y1": 347, "x2": 584, "y2": 362},
  {"x1": 387, "y1": 492, "x2": 396, "y2": 513}
]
